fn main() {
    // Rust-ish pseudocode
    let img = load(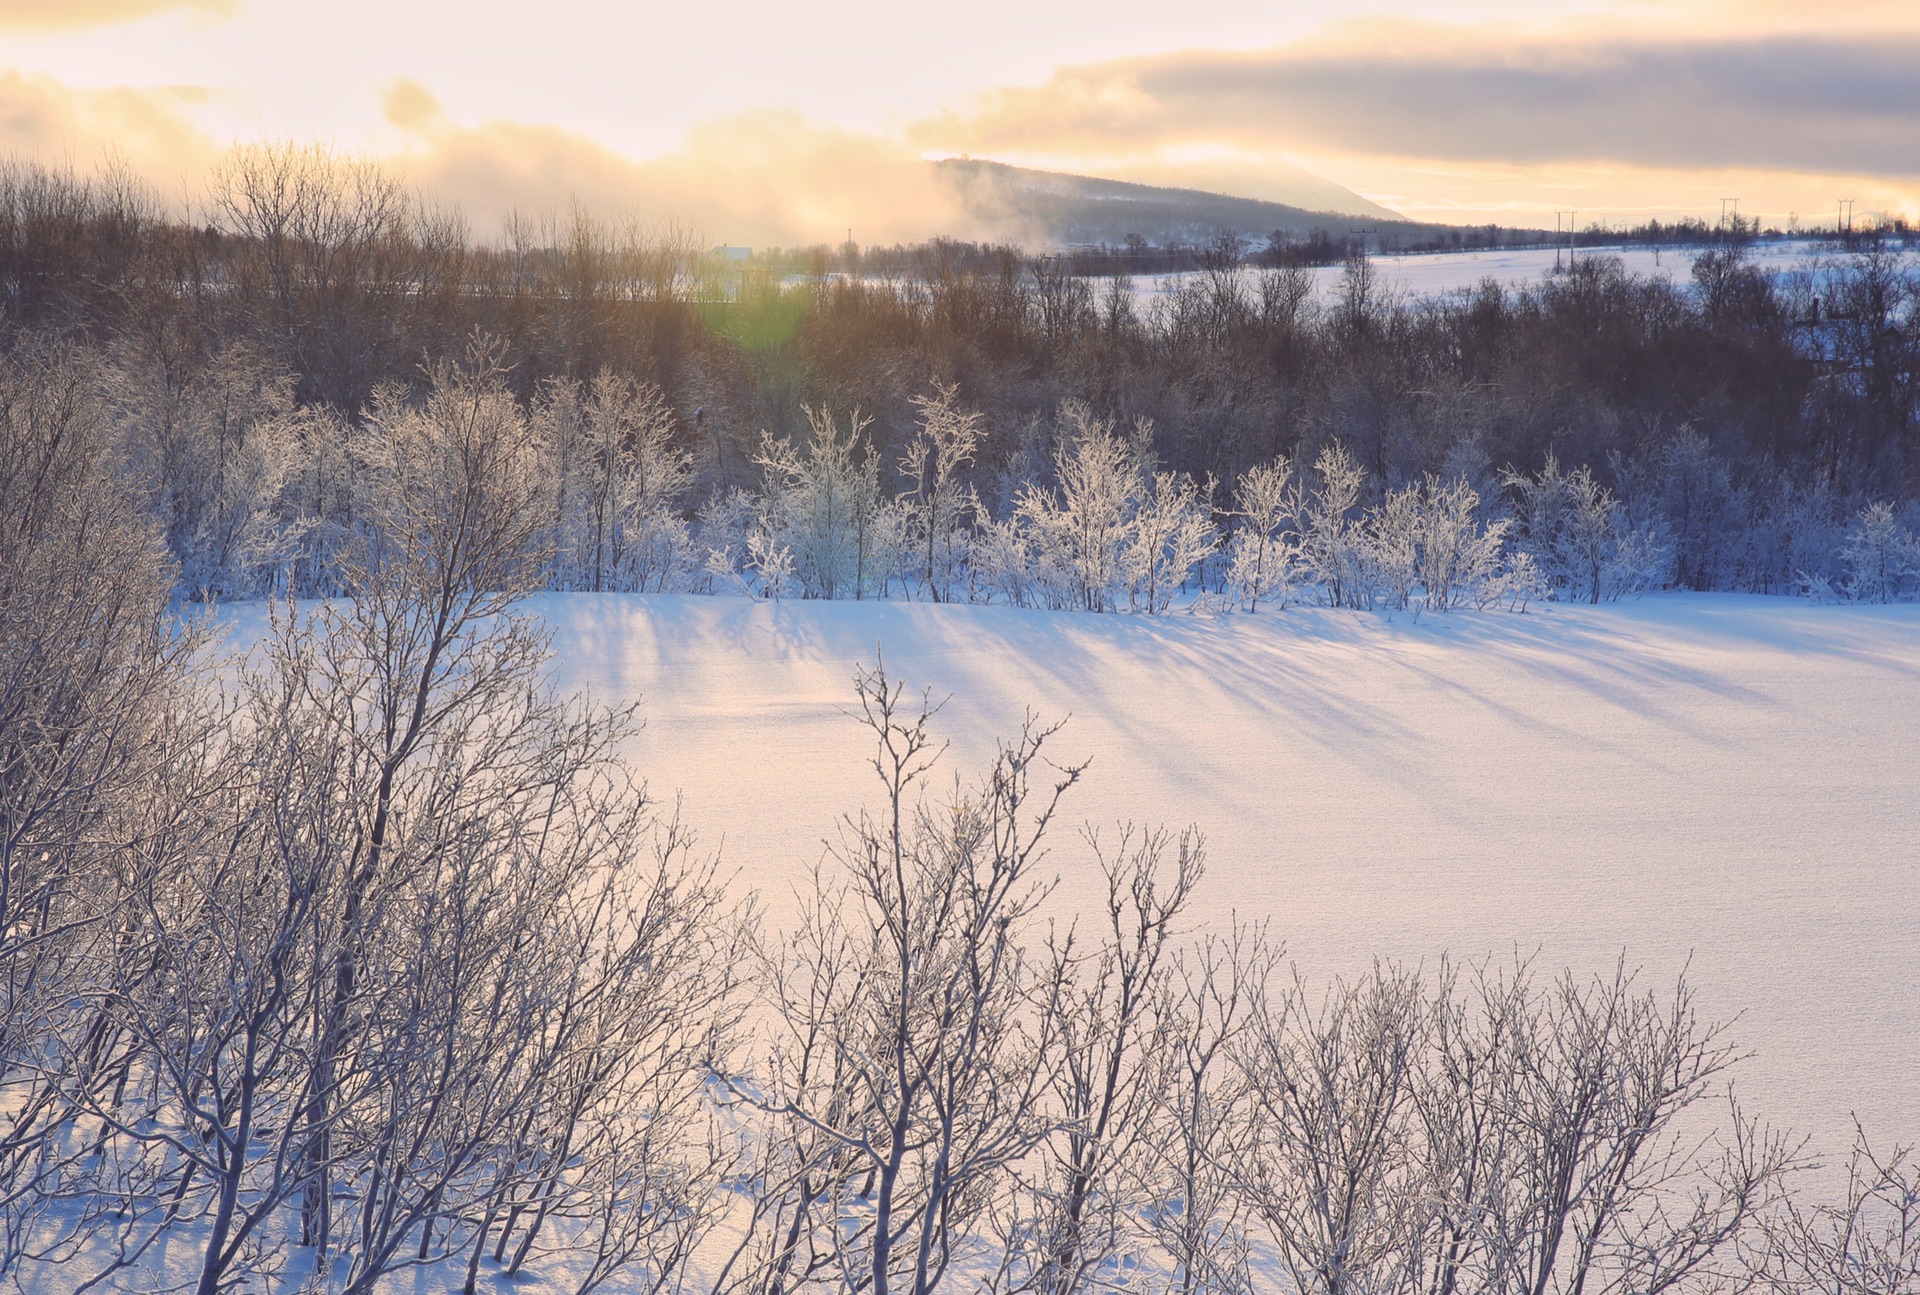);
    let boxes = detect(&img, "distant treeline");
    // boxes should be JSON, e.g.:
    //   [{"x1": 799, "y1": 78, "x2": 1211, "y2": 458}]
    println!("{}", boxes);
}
[
  {"x1": 759, "y1": 223, "x2": 1575, "y2": 278},
  {"x1": 2, "y1": 147, "x2": 1917, "y2": 607},
  {"x1": 749, "y1": 215, "x2": 1916, "y2": 280}
]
